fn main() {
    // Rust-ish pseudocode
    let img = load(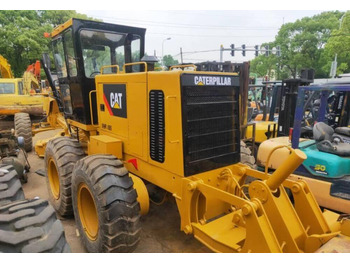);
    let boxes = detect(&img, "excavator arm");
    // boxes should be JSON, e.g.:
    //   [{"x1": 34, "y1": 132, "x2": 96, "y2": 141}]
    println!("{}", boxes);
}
[{"x1": 0, "y1": 55, "x2": 14, "y2": 79}]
